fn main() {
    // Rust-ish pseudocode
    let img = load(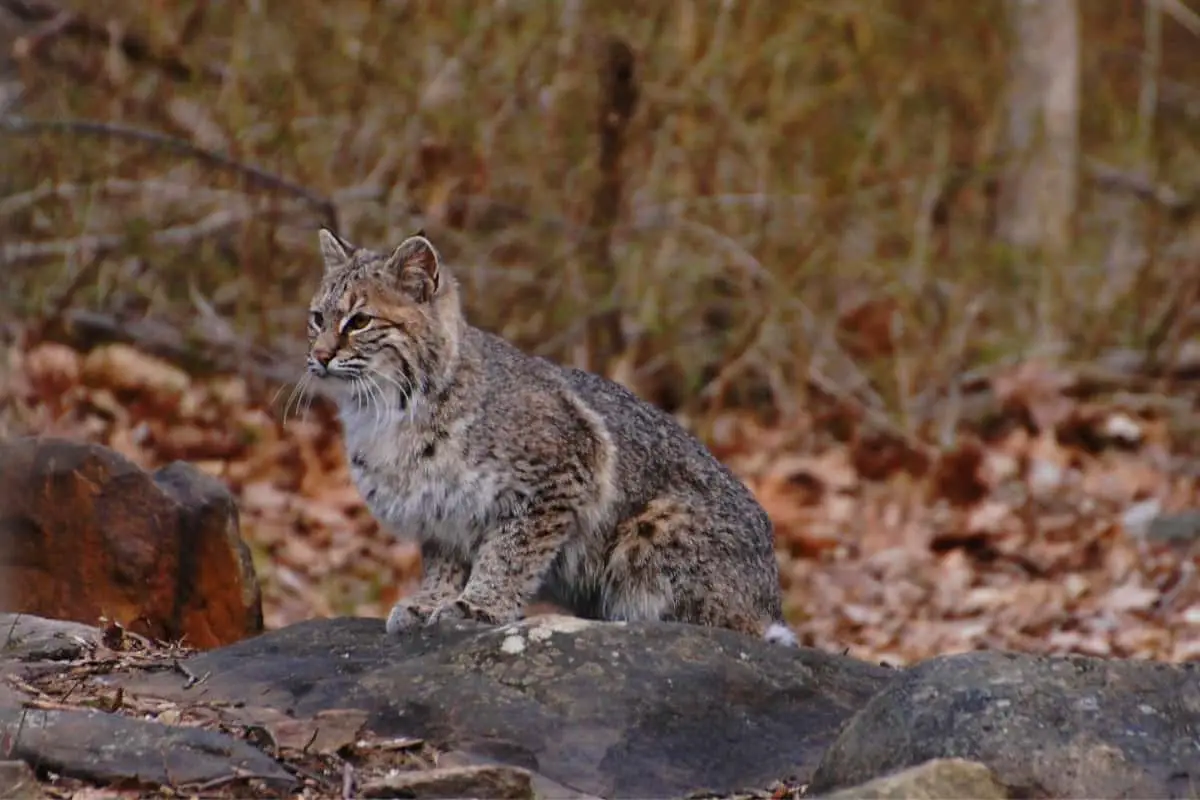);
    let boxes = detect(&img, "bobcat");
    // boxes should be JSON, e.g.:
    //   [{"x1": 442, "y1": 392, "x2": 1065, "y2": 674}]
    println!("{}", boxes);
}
[{"x1": 306, "y1": 229, "x2": 796, "y2": 645}]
